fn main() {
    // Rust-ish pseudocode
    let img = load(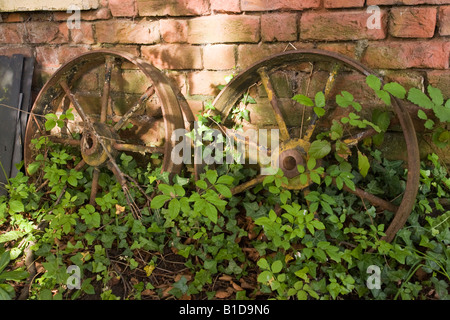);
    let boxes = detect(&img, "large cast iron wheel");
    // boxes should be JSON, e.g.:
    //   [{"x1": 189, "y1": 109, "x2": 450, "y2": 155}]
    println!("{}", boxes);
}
[
  {"x1": 208, "y1": 49, "x2": 420, "y2": 243},
  {"x1": 24, "y1": 50, "x2": 191, "y2": 207}
]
